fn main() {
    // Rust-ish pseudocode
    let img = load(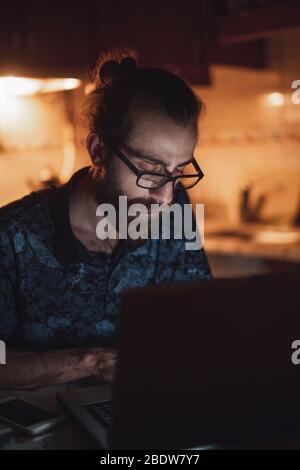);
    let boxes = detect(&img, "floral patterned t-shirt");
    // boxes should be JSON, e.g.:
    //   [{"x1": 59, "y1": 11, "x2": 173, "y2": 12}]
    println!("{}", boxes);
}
[{"x1": 0, "y1": 166, "x2": 212, "y2": 349}]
